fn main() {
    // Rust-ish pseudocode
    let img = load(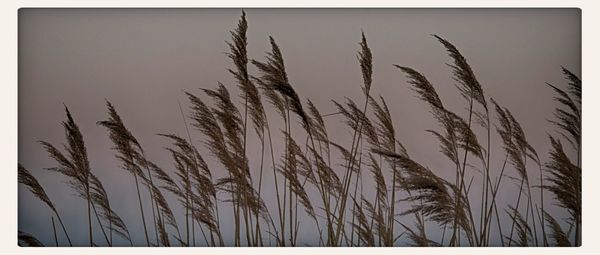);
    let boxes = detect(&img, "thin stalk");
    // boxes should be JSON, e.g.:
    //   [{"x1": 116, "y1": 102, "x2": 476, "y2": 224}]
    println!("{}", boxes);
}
[
  {"x1": 491, "y1": 194, "x2": 504, "y2": 246},
  {"x1": 526, "y1": 180, "x2": 539, "y2": 246},
  {"x1": 185, "y1": 191, "x2": 190, "y2": 246},
  {"x1": 233, "y1": 172, "x2": 240, "y2": 246},
  {"x1": 108, "y1": 208, "x2": 113, "y2": 246},
  {"x1": 333, "y1": 87, "x2": 371, "y2": 245},
  {"x1": 350, "y1": 205, "x2": 356, "y2": 246},
  {"x1": 91, "y1": 202, "x2": 110, "y2": 246},
  {"x1": 575, "y1": 142, "x2": 581, "y2": 246},
  {"x1": 252, "y1": 127, "x2": 266, "y2": 246},
  {"x1": 266, "y1": 124, "x2": 284, "y2": 246},
  {"x1": 240, "y1": 91, "x2": 254, "y2": 247},
  {"x1": 293, "y1": 192, "x2": 299, "y2": 245},
  {"x1": 87, "y1": 182, "x2": 93, "y2": 246},
  {"x1": 54, "y1": 211, "x2": 72, "y2": 246},
  {"x1": 350, "y1": 139, "x2": 364, "y2": 246},
  {"x1": 450, "y1": 158, "x2": 460, "y2": 247},
  {"x1": 304, "y1": 130, "x2": 334, "y2": 246},
  {"x1": 51, "y1": 216, "x2": 58, "y2": 246},
  {"x1": 534, "y1": 204, "x2": 546, "y2": 247},
  {"x1": 388, "y1": 156, "x2": 397, "y2": 246},
  {"x1": 162, "y1": 212, "x2": 171, "y2": 246},
  {"x1": 178, "y1": 101, "x2": 219, "y2": 247},
  {"x1": 247, "y1": 197, "x2": 256, "y2": 246},
  {"x1": 484, "y1": 153, "x2": 509, "y2": 246},
  {"x1": 538, "y1": 163, "x2": 547, "y2": 246},
  {"x1": 286, "y1": 108, "x2": 293, "y2": 246},
  {"x1": 191, "y1": 200, "x2": 196, "y2": 246},
  {"x1": 281, "y1": 122, "x2": 289, "y2": 246},
  {"x1": 156, "y1": 204, "x2": 167, "y2": 247},
  {"x1": 242, "y1": 190, "x2": 252, "y2": 246},
  {"x1": 508, "y1": 178, "x2": 526, "y2": 246},
  {"x1": 133, "y1": 172, "x2": 151, "y2": 246},
  {"x1": 214, "y1": 192, "x2": 224, "y2": 246},
  {"x1": 368, "y1": 189, "x2": 381, "y2": 244},
  {"x1": 524, "y1": 187, "x2": 532, "y2": 245},
  {"x1": 456, "y1": 97, "x2": 479, "y2": 246},
  {"x1": 141, "y1": 153, "x2": 161, "y2": 246},
  {"x1": 197, "y1": 216, "x2": 209, "y2": 246},
  {"x1": 448, "y1": 113, "x2": 467, "y2": 247},
  {"x1": 177, "y1": 101, "x2": 192, "y2": 247},
  {"x1": 479, "y1": 112, "x2": 491, "y2": 246},
  {"x1": 449, "y1": 125, "x2": 475, "y2": 246},
  {"x1": 150, "y1": 196, "x2": 159, "y2": 245}
]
